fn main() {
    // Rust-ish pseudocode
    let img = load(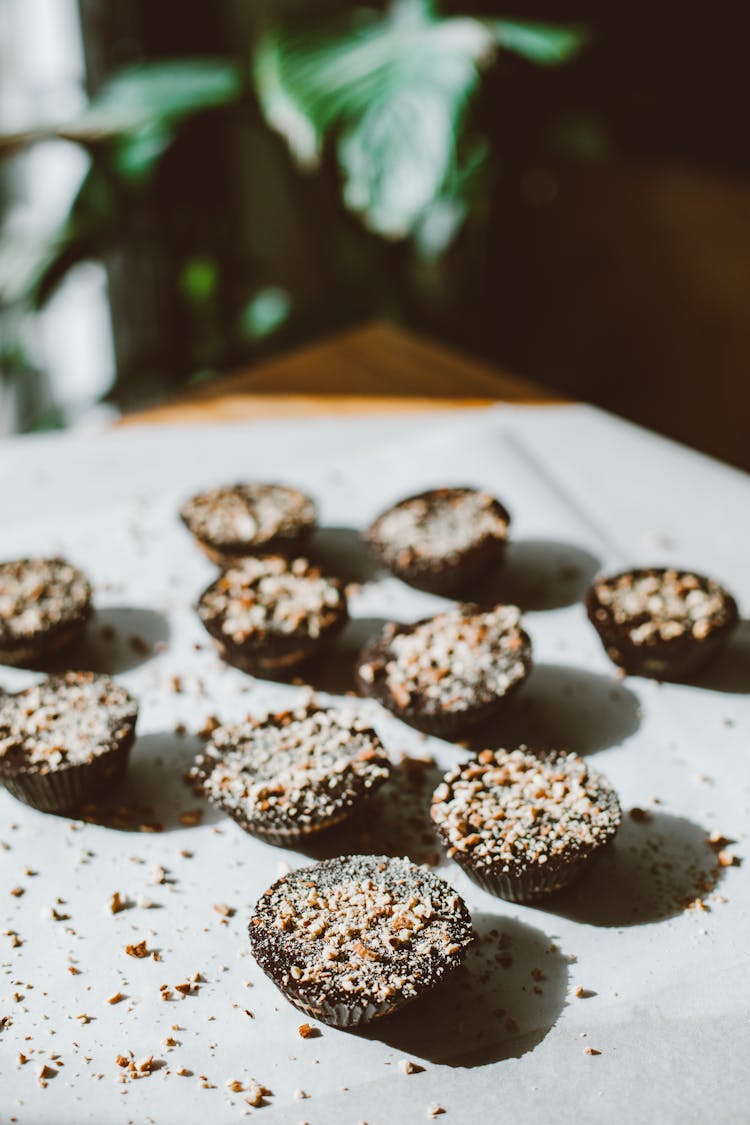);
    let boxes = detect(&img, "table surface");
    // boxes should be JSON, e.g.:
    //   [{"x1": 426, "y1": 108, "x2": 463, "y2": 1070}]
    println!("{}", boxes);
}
[
  {"x1": 122, "y1": 322, "x2": 562, "y2": 425},
  {"x1": 2, "y1": 397, "x2": 749, "y2": 1125}
]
